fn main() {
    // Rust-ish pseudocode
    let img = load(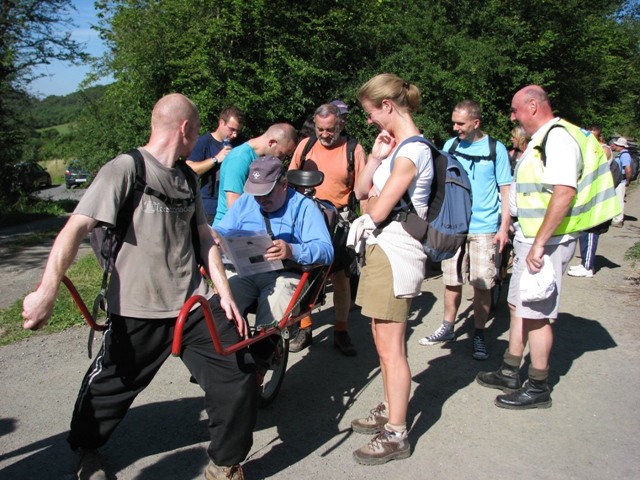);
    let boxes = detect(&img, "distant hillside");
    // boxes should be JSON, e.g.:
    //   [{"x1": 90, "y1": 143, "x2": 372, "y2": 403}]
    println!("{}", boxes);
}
[{"x1": 29, "y1": 85, "x2": 108, "y2": 129}]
